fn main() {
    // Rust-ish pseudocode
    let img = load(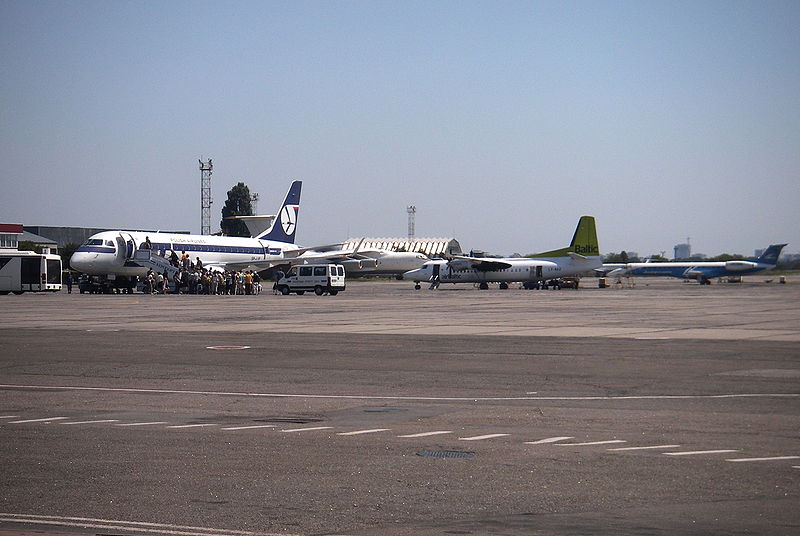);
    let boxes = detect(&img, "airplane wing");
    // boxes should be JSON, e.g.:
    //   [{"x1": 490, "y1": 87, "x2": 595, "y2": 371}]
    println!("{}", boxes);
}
[
  {"x1": 281, "y1": 242, "x2": 347, "y2": 258},
  {"x1": 448, "y1": 255, "x2": 513, "y2": 272}
]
